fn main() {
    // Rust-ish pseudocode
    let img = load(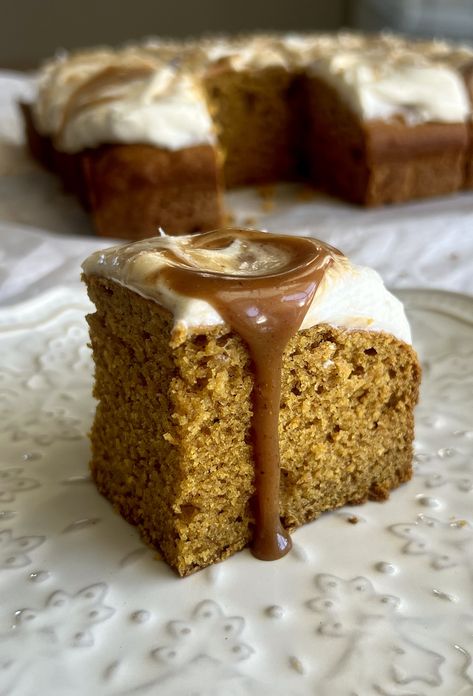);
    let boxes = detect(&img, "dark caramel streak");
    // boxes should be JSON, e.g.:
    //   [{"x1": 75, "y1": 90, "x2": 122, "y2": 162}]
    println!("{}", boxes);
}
[{"x1": 161, "y1": 229, "x2": 337, "y2": 560}]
